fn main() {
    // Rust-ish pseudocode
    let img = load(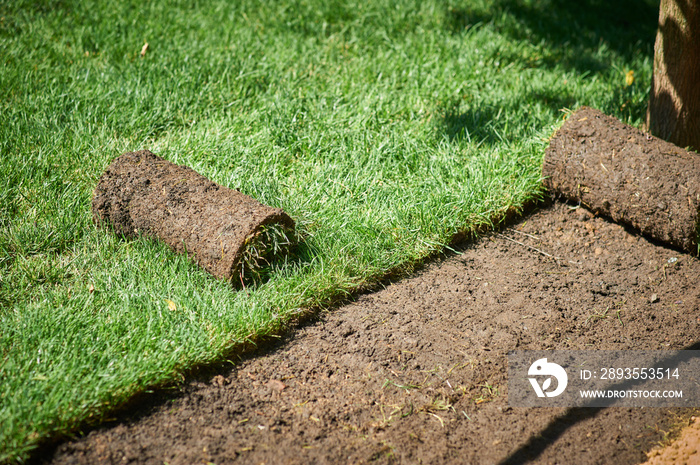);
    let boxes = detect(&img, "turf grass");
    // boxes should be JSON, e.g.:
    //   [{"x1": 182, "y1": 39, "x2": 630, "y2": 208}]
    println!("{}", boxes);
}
[{"x1": 0, "y1": 0, "x2": 658, "y2": 461}]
